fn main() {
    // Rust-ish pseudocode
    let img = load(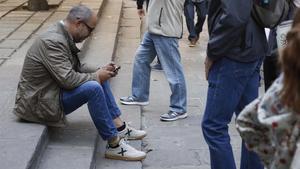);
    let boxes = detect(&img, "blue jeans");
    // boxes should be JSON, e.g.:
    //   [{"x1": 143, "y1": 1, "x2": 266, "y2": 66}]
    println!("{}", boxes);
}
[
  {"x1": 184, "y1": 0, "x2": 207, "y2": 40},
  {"x1": 131, "y1": 32, "x2": 187, "y2": 113},
  {"x1": 62, "y1": 81, "x2": 120, "y2": 140},
  {"x1": 201, "y1": 57, "x2": 264, "y2": 169}
]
